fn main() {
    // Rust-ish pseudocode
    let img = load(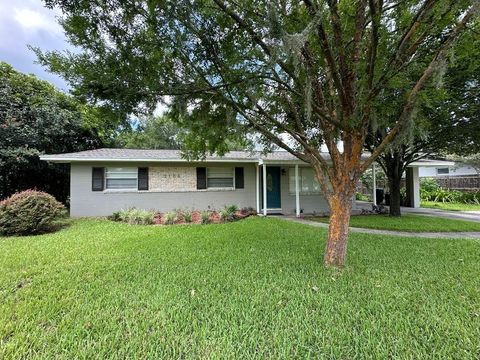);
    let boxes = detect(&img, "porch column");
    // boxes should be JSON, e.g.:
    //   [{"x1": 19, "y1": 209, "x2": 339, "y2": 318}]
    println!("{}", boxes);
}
[
  {"x1": 405, "y1": 166, "x2": 421, "y2": 208},
  {"x1": 372, "y1": 163, "x2": 377, "y2": 206},
  {"x1": 255, "y1": 164, "x2": 260, "y2": 214},
  {"x1": 263, "y1": 164, "x2": 267, "y2": 216},
  {"x1": 295, "y1": 165, "x2": 300, "y2": 217},
  {"x1": 411, "y1": 166, "x2": 420, "y2": 208}
]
